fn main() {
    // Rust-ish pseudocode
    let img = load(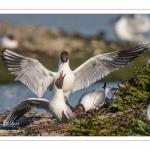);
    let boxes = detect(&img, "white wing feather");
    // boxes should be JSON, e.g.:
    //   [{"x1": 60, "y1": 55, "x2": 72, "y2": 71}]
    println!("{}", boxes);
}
[
  {"x1": 73, "y1": 44, "x2": 149, "y2": 92},
  {"x1": 3, "y1": 98, "x2": 50, "y2": 126},
  {"x1": 2, "y1": 49, "x2": 57, "y2": 97}
]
